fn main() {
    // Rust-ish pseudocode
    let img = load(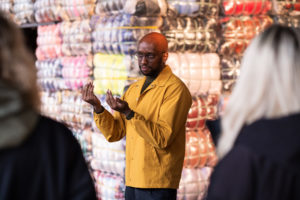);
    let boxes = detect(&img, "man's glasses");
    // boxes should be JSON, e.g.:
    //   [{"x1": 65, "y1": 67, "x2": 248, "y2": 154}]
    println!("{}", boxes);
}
[{"x1": 134, "y1": 52, "x2": 165, "y2": 61}]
